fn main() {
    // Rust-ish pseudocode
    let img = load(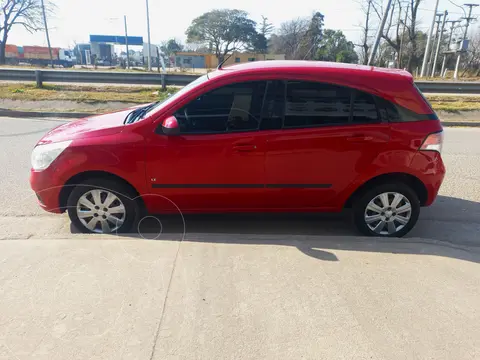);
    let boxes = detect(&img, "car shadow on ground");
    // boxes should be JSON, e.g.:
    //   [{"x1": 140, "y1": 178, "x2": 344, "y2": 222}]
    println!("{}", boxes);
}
[{"x1": 71, "y1": 195, "x2": 480, "y2": 263}]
